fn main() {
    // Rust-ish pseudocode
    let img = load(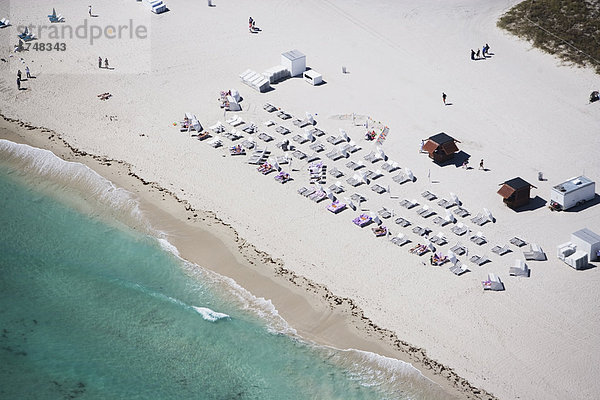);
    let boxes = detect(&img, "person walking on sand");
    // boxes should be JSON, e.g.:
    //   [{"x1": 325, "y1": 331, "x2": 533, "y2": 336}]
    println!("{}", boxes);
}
[
  {"x1": 479, "y1": 159, "x2": 484, "y2": 170},
  {"x1": 104, "y1": 58, "x2": 109, "y2": 69},
  {"x1": 463, "y1": 160, "x2": 468, "y2": 169},
  {"x1": 442, "y1": 92, "x2": 447, "y2": 105},
  {"x1": 248, "y1": 16, "x2": 253, "y2": 32},
  {"x1": 17, "y1": 69, "x2": 21, "y2": 80},
  {"x1": 17, "y1": 77, "x2": 21, "y2": 90},
  {"x1": 89, "y1": 5, "x2": 92, "y2": 16},
  {"x1": 25, "y1": 66, "x2": 30, "y2": 79},
  {"x1": 98, "y1": 56, "x2": 102, "y2": 68}
]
